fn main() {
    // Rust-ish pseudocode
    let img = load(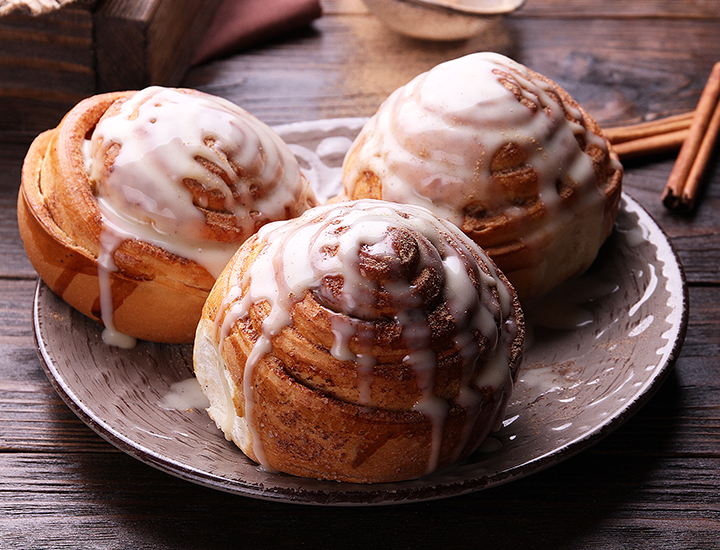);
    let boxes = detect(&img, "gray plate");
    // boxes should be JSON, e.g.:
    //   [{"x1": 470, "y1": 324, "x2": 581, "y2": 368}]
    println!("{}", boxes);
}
[{"x1": 33, "y1": 118, "x2": 688, "y2": 506}]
